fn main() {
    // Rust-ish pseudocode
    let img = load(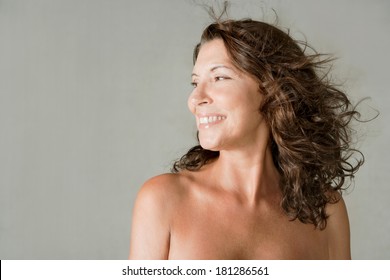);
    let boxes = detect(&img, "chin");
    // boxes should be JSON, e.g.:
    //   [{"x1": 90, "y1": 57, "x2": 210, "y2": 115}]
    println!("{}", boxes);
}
[
  {"x1": 200, "y1": 144, "x2": 220, "y2": 152},
  {"x1": 198, "y1": 131, "x2": 229, "y2": 151},
  {"x1": 199, "y1": 139, "x2": 220, "y2": 151}
]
